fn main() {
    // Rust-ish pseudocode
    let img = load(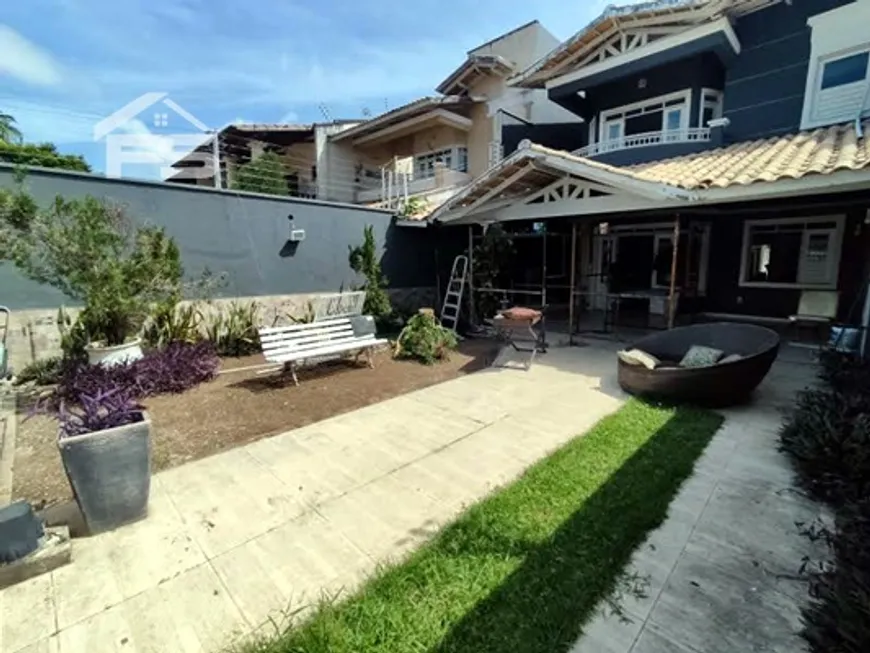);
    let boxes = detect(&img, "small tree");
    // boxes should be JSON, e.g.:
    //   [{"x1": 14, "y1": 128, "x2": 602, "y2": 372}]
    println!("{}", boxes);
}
[
  {"x1": 0, "y1": 182, "x2": 182, "y2": 347},
  {"x1": 348, "y1": 225, "x2": 391, "y2": 320},
  {"x1": 230, "y1": 151, "x2": 288, "y2": 196}
]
